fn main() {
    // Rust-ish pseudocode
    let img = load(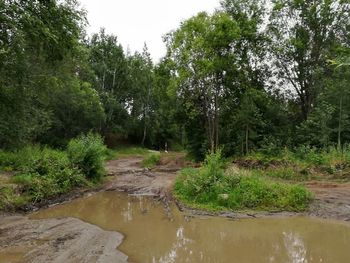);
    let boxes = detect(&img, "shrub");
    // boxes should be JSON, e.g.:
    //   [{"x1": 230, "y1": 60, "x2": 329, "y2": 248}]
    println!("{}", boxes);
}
[
  {"x1": 0, "y1": 145, "x2": 43, "y2": 171},
  {"x1": 174, "y1": 151, "x2": 313, "y2": 212},
  {"x1": 67, "y1": 133, "x2": 106, "y2": 181},
  {"x1": 9, "y1": 147, "x2": 87, "y2": 203},
  {"x1": 142, "y1": 153, "x2": 161, "y2": 168}
]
